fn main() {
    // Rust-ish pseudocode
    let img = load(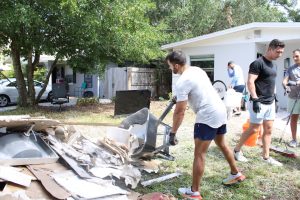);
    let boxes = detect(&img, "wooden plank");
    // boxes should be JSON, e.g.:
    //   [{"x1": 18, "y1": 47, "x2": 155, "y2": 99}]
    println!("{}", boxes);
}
[{"x1": 0, "y1": 166, "x2": 32, "y2": 187}]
